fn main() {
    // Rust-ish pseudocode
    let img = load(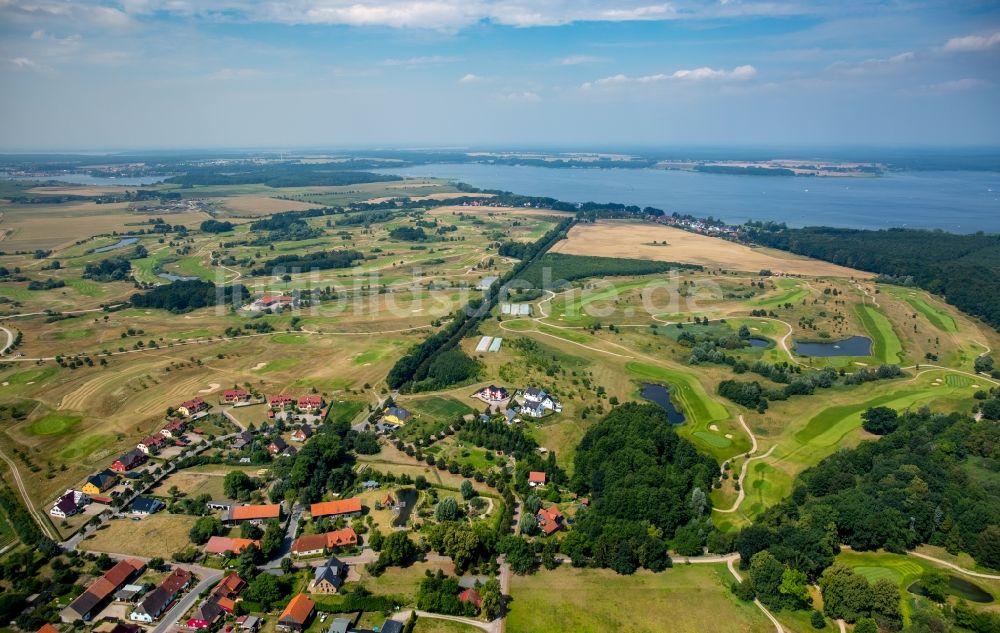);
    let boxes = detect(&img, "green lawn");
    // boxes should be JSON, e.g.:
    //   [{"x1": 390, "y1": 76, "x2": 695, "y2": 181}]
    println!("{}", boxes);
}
[
  {"x1": 58, "y1": 432, "x2": 116, "y2": 461},
  {"x1": 328, "y1": 399, "x2": 367, "y2": 425},
  {"x1": 412, "y1": 618, "x2": 481, "y2": 633},
  {"x1": 253, "y1": 358, "x2": 301, "y2": 373},
  {"x1": 750, "y1": 278, "x2": 808, "y2": 307},
  {"x1": 4, "y1": 366, "x2": 58, "y2": 386},
  {"x1": 26, "y1": 412, "x2": 82, "y2": 436},
  {"x1": 64, "y1": 278, "x2": 105, "y2": 297},
  {"x1": 855, "y1": 304, "x2": 904, "y2": 364},
  {"x1": 271, "y1": 333, "x2": 309, "y2": 345},
  {"x1": 408, "y1": 396, "x2": 473, "y2": 421},
  {"x1": 507, "y1": 564, "x2": 774, "y2": 633}
]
